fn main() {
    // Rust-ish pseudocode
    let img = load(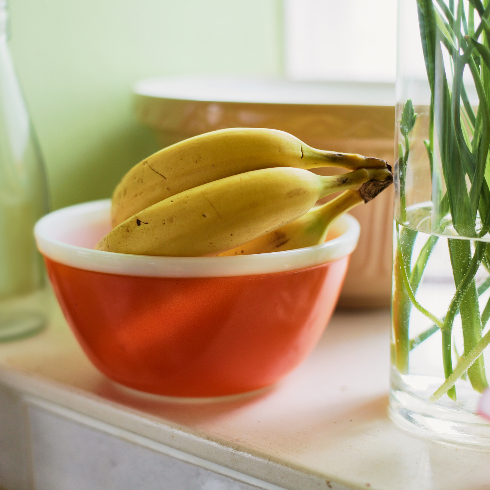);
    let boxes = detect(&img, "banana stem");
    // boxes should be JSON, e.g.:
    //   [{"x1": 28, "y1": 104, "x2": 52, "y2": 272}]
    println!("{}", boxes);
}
[
  {"x1": 319, "y1": 168, "x2": 393, "y2": 199},
  {"x1": 304, "y1": 145, "x2": 390, "y2": 170},
  {"x1": 305, "y1": 190, "x2": 364, "y2": 241},
  {"x1": 310, "y1": 190, "x2": 364, "y2": 221}
]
